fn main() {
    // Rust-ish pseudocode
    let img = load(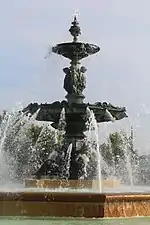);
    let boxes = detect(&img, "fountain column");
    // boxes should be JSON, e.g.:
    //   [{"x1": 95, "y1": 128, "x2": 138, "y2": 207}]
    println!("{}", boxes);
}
[
  {"x1": 63, "y1": 16, "x2": 86, "y2": 105},
  {"x1": 62, "y1": 17, "x2": 88, "y2": 179}
]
